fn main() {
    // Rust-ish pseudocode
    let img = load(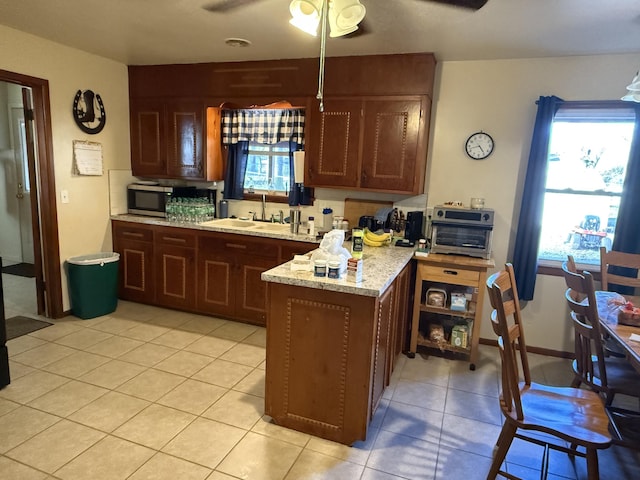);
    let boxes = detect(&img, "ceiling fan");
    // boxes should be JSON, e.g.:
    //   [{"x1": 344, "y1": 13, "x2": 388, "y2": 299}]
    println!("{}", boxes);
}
[{"x1": 203, "y1": 0, "x2": 489, "y2": 14}]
